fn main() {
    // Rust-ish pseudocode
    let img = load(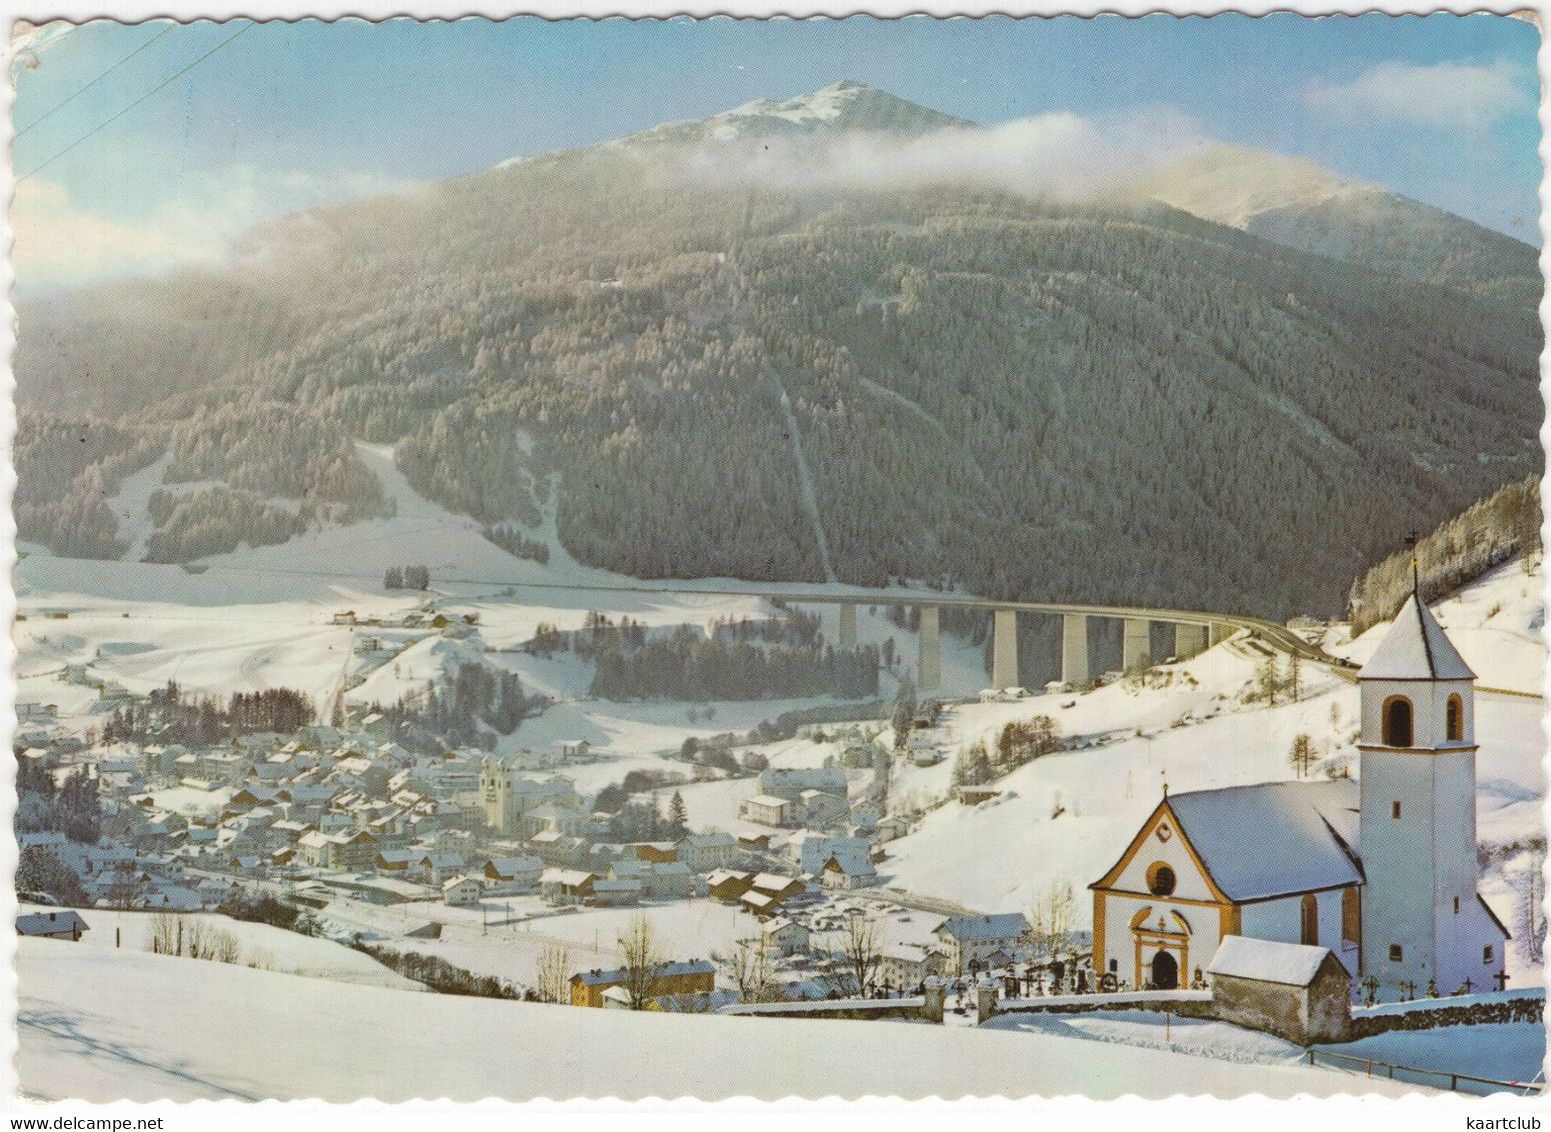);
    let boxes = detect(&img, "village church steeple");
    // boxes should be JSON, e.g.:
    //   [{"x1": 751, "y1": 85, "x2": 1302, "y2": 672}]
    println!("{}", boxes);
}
[{"x1": 1356, "y1": 586, "x2": 1505, "y2": 995}]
